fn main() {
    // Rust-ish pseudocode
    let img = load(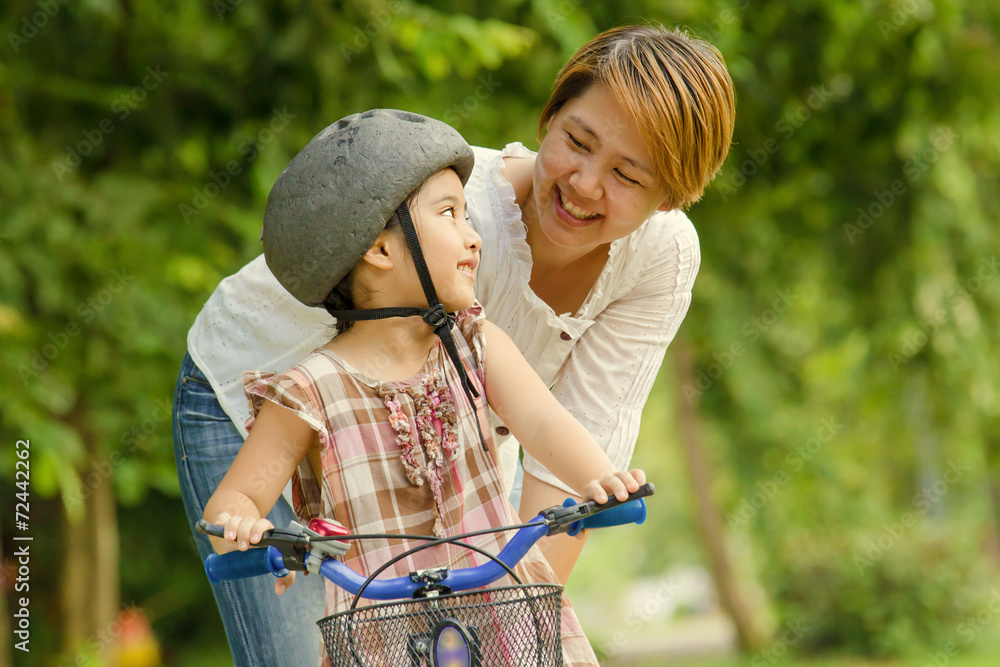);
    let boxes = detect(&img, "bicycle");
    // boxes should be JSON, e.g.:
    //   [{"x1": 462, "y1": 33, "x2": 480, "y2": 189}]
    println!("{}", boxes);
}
[{"x1": 196, "y1": 483, "x2": 654, "y2": 666}]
